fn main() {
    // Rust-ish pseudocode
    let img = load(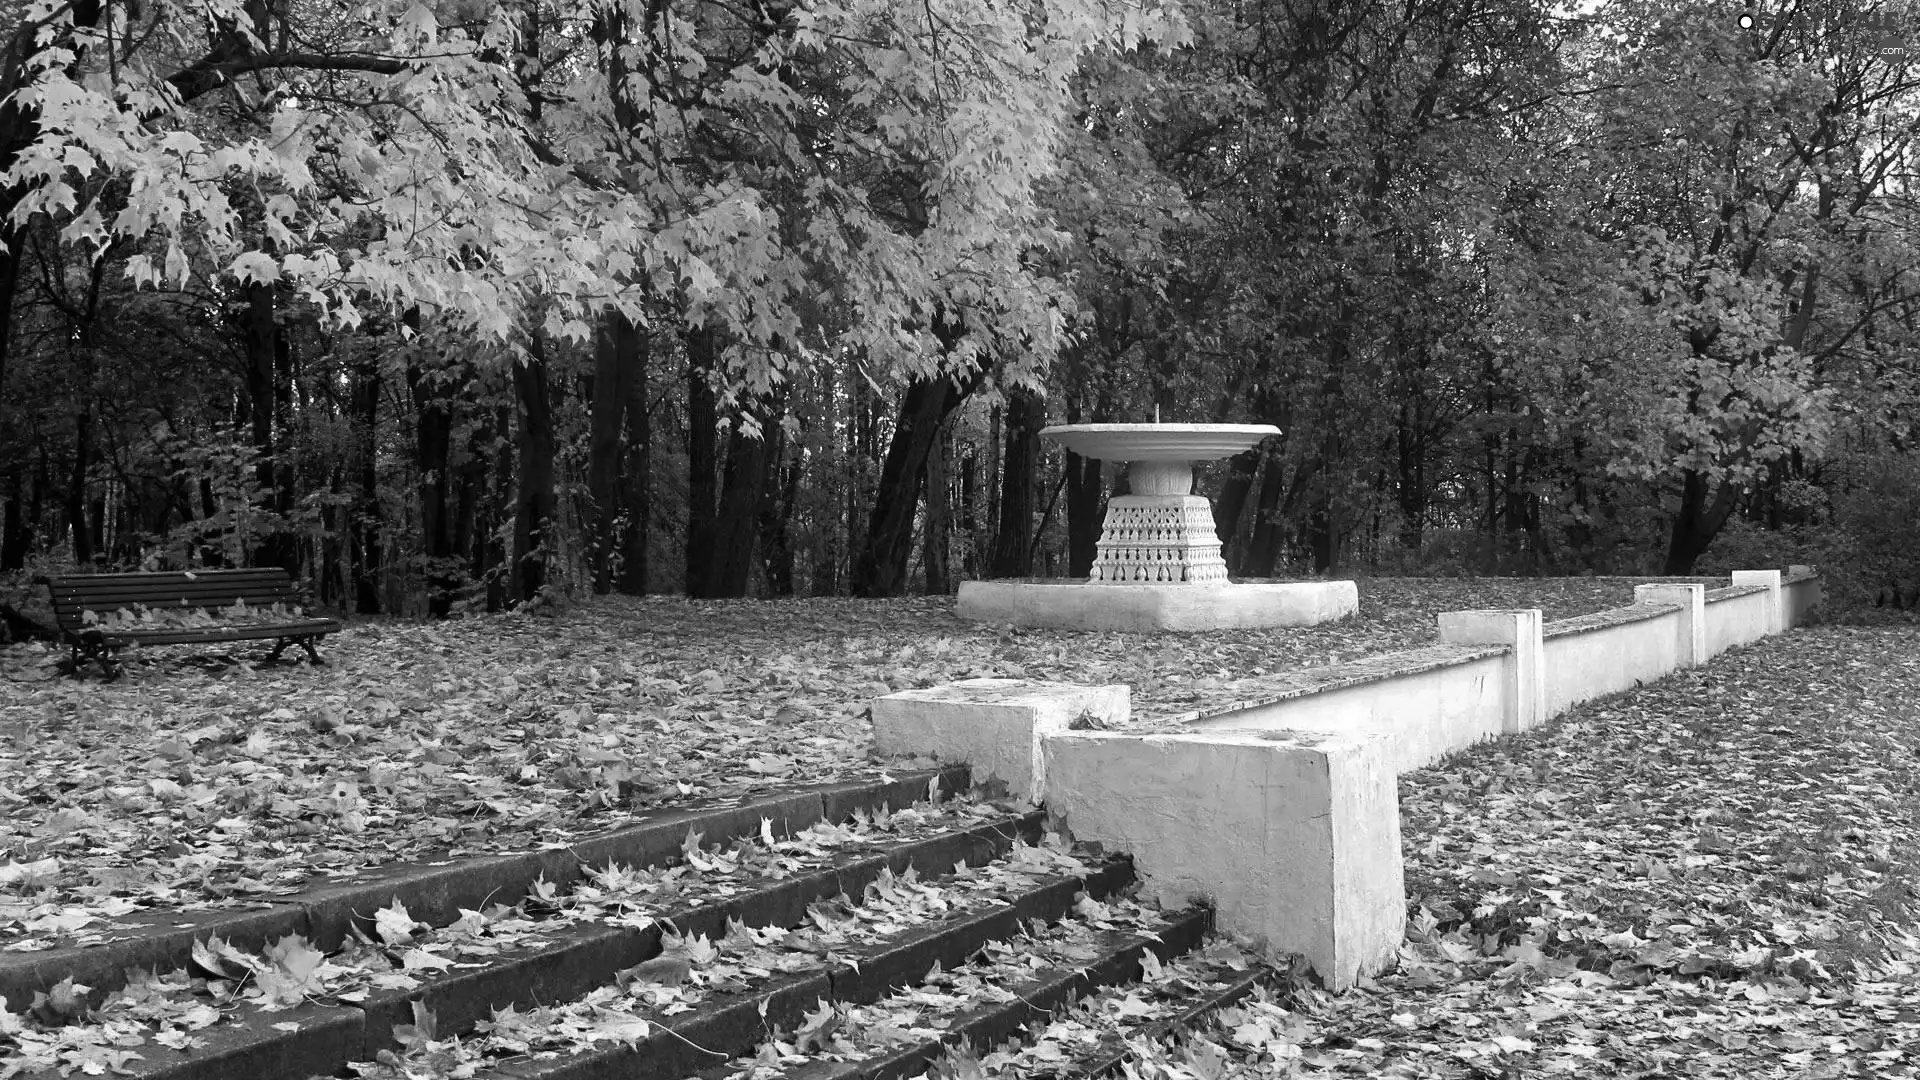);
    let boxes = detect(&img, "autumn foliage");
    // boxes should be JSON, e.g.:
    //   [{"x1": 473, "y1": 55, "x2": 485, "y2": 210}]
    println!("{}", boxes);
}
[{"x1": 1, "y1": 0, "x2": 1918, "y2": 608}]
